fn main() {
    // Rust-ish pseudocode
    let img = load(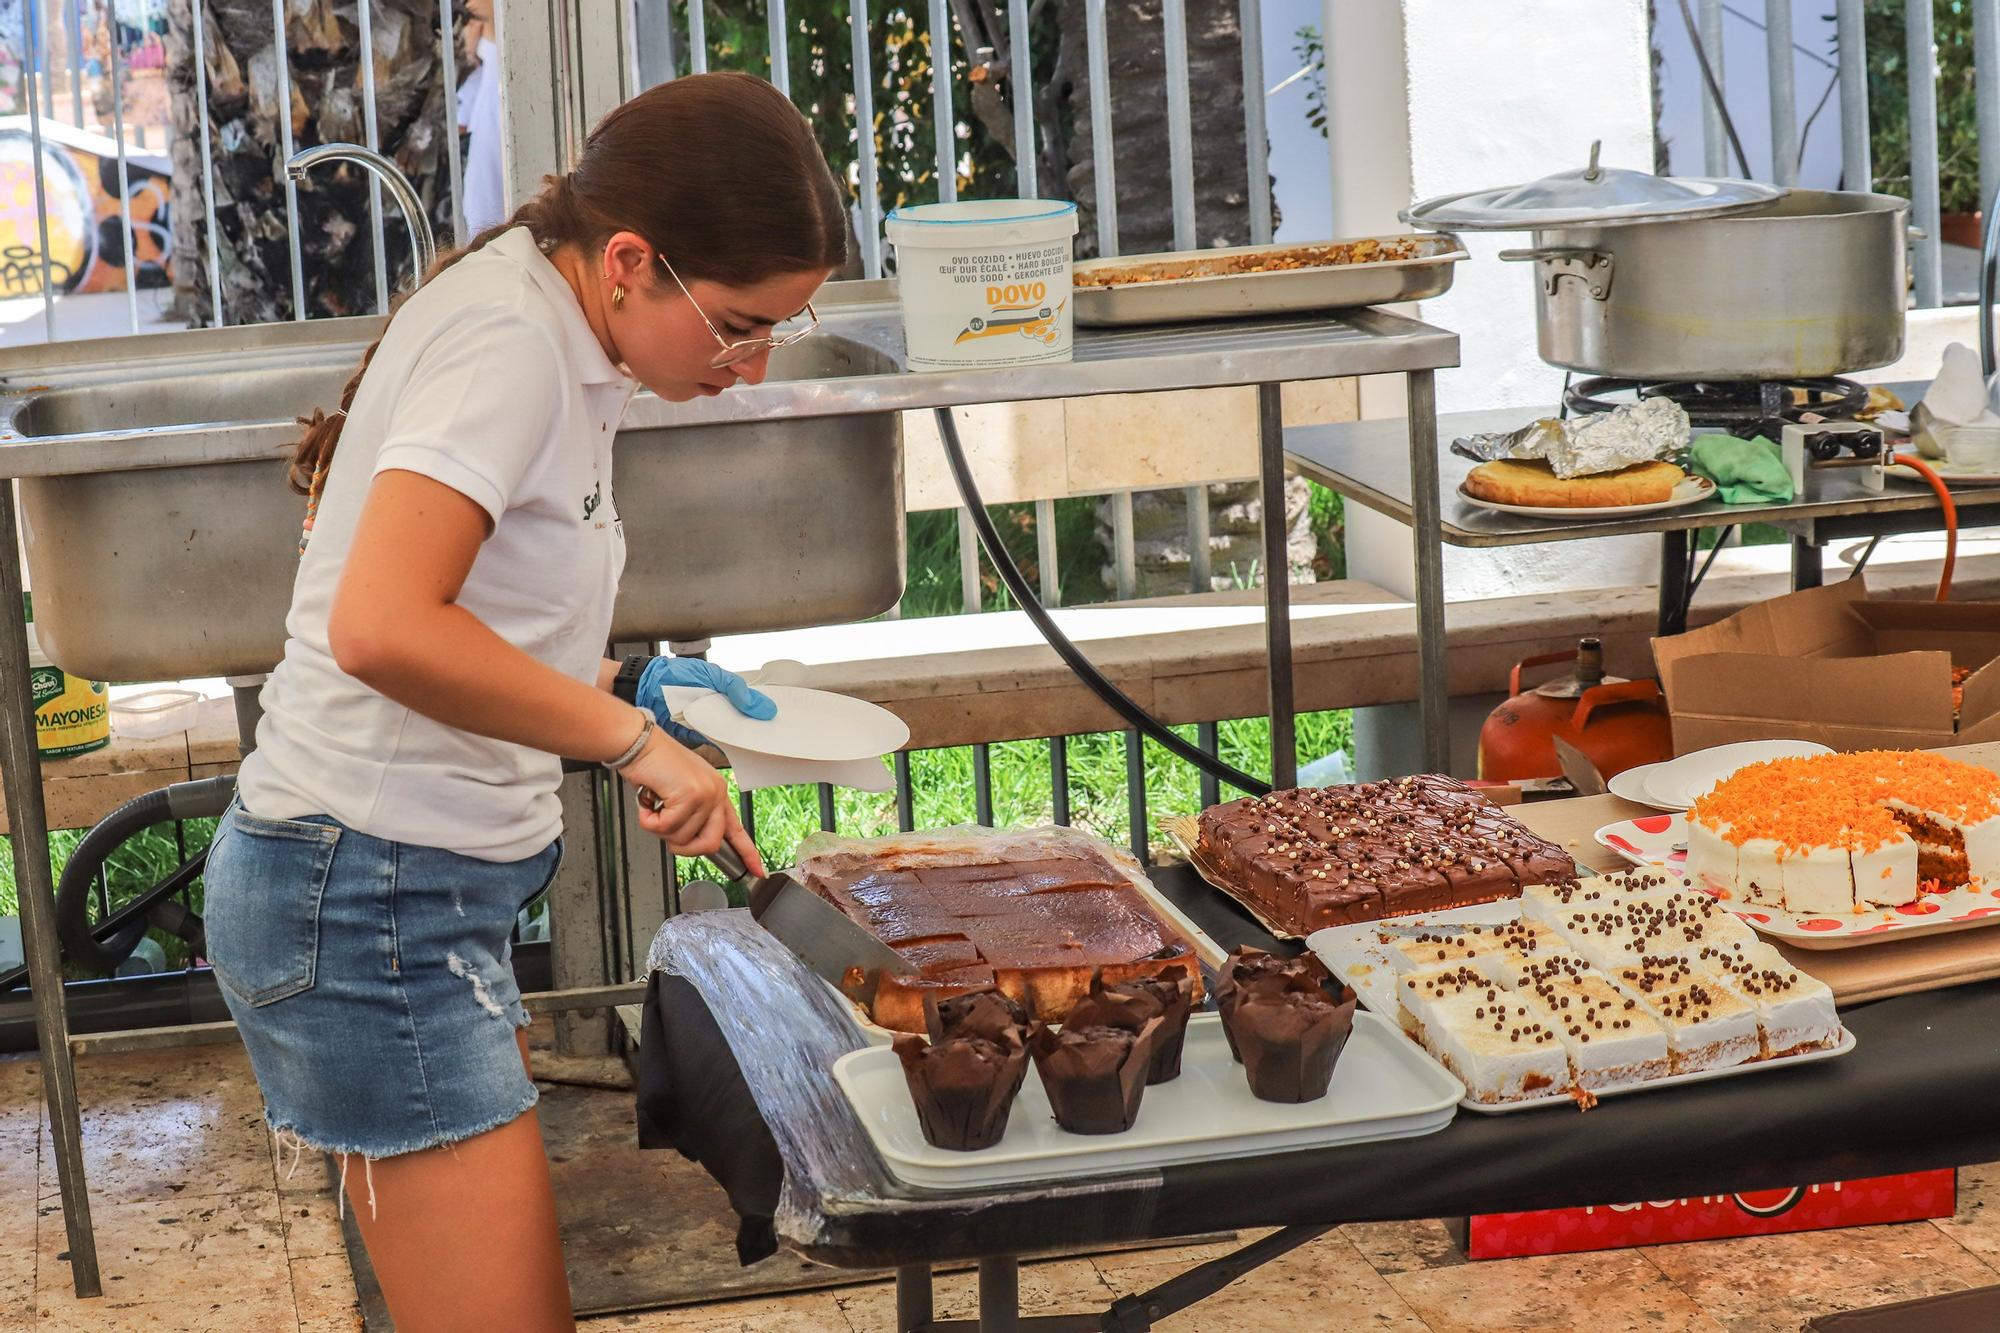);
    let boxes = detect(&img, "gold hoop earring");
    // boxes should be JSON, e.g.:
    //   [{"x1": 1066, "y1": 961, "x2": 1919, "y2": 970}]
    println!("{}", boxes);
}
[{"x1": 612, "y1": 284, "x2": 626, "y2": 310}]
